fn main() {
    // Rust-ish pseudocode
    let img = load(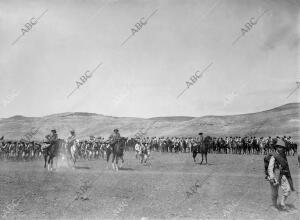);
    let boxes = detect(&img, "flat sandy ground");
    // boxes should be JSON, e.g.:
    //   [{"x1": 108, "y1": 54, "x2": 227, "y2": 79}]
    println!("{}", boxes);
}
[{"x1": 0, "y1": 152, "x2": 299, "y2": 220}]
